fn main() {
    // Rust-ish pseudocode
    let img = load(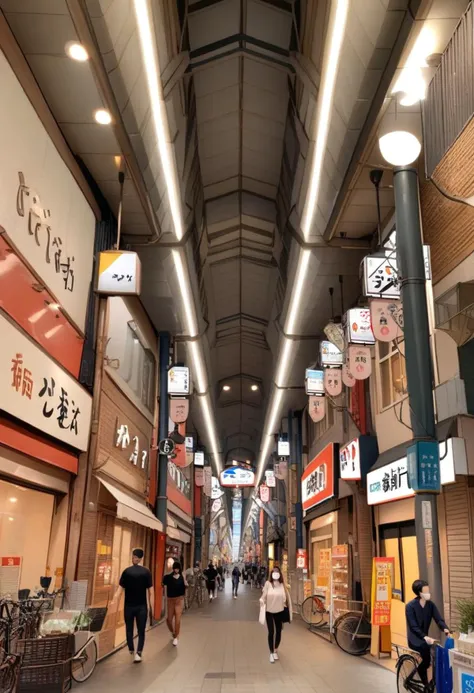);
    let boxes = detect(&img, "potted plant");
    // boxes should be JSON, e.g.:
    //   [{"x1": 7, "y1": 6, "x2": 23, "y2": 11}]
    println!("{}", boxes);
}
[{"x1": 457, "y1": 598, "x2": 474, "y2": 635}]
